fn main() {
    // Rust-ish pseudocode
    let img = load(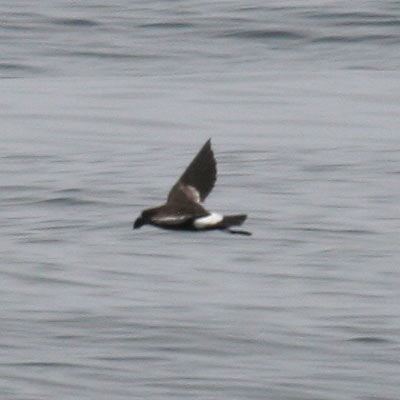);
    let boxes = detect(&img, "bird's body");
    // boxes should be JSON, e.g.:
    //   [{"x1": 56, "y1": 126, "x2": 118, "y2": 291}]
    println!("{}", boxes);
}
[{"x1": 134, "y1": 139, "x2": 251, "y2": 235}]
